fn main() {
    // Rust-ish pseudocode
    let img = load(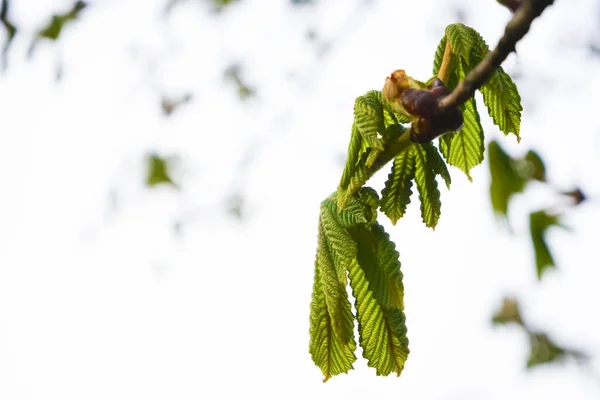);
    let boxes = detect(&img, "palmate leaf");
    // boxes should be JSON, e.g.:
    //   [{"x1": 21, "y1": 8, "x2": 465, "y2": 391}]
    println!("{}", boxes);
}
[
  {"x1": 448, "y1": 23, "x2": 522, "y2": 141},
  {"x1": 348, "y1": 223, "x2": 409, "y2": 376},
  {"x1": 434, "y1": 23, "x2": 521, "y2": 178},
  {"x1": 412, "y1": 144, "x2": 442, "y2": 229},
  {"x1": 380, "y1": 149, "x2": 416, "y2": 225},
  {"x1": 529, "y1": 210, "x2": 561, "y2": 279},
  {"x1": 311, "y1": 189, "x2": 410, "y2": 380}
]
